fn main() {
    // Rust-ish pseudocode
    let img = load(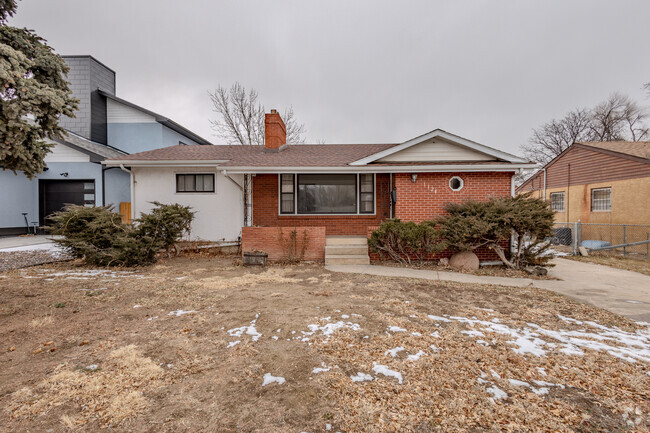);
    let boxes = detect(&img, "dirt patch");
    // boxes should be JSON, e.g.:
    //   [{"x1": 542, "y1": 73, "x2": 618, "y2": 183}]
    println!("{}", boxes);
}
[
  {"x1": 375, "y1": 260, "x2": 559, "y2": 280},
  {"x1": 0, "y1": 256, "x2": 648, "y2": 432}
]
